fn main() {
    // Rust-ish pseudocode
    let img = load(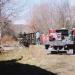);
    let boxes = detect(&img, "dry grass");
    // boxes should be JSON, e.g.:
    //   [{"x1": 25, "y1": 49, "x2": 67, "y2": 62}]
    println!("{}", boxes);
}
[
  {"x1": 1, "y1": 35, "x2": 17, "y2": 45},
  {"x1": 0, "y1": 45, "x2": 75, "y2": 75}
]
